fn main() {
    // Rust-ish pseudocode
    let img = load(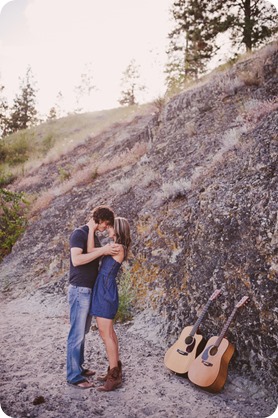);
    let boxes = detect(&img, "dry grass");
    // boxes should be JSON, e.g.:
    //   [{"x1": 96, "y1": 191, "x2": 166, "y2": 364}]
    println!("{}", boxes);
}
[
  {"x1": 214, "y1": 73, "x2": 246, "y2": 95},
  {"x1": 242, "y1": 98, "x2": 278, "y2": 125},
  {"x1": 238, "y1": 71, "x2": 260, "y2": 86},
  {"x1": 110, "y1": 177, "x2": 133, "y2": 194},
  {"x1": 156, "y1": 178, "x2": 192, "y2": 203},
  {"x1": 109, "y1": 164, "x2": 159, "y2": 195},
  {"x1": 98, "y1": 142, "x2": 148, "y2": 175},
  {"x1": 29, "y1": 141, "x2": 148, "y2": 215},
  {"x1": 10, "y1": 174, "x2": 42, "y2": 191},
  {"x1": 10, "y1": 41, "x2": 278, "y2": 217},
  {"x1": 3, "y1": 104, "x2": 151, "y2": 179},
  {"x1": 185, "y1": 121, "x2": 197, "y2": 137},
  {"x1": 220, "y1": 126, "x2": 248, "y2": 151},
  {"x1": 152, "y1": 96, "x2": 166, "y2": 112},
  {"x1": 135, "y1": 165, "x2": 159, "y2": 187},
  {"x1": 207, "y1": 41, "x2": 278, "y2": 96},
  {"x1": 30, "y1": 191, "x2": 54, "y2": 215}
]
